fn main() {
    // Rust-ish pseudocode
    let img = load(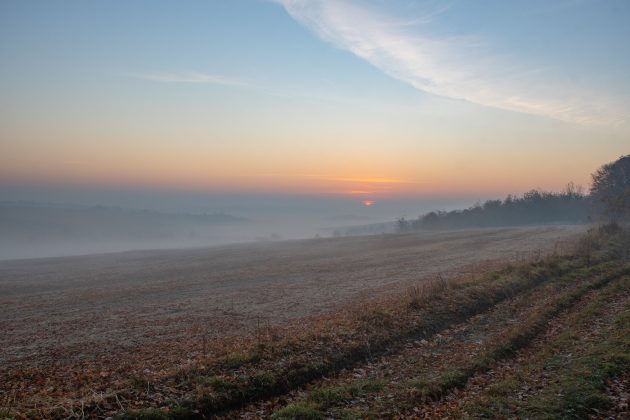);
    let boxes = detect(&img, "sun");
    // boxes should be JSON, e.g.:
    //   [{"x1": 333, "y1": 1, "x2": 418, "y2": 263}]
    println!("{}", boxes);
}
[{"x1": 362, "y1": 199, "x2": 376, "y2": 207}]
